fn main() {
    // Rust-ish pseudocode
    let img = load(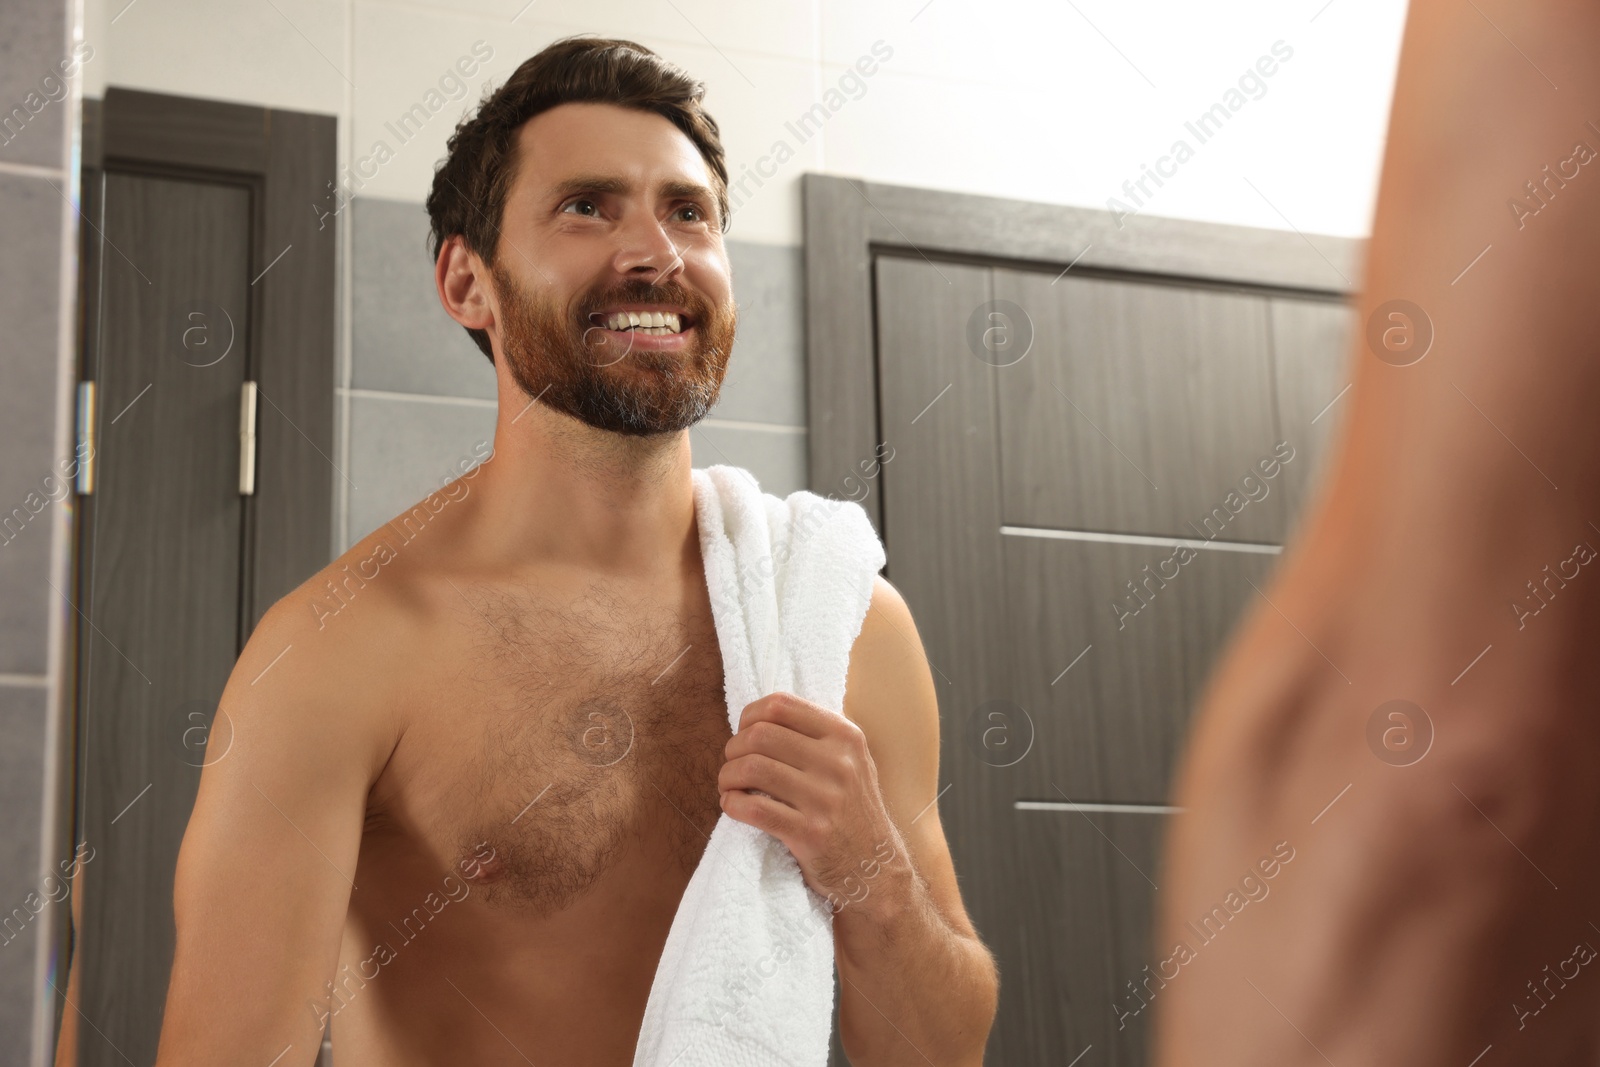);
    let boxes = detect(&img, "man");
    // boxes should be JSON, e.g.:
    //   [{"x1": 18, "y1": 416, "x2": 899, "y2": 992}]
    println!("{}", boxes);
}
[
  {"x1": 1156, "y1": 1, "x2": 1600, "y2": 1063},
  {"x1": 152, "y1": 37, "x2": 997, "y2": 1067}
]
